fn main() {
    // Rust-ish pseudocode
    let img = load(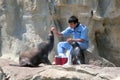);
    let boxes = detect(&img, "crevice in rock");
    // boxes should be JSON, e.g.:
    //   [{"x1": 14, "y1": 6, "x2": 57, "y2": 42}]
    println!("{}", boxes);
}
[
  {"x1": 77, "y1": 69, "x2": 99, "y2": 76},
  {"x1": 96, "y1": 0, "x2": 111, "y2": 17},
  {"x1": 5, "y1": 0, "x2": 26, "y2": 40}
]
